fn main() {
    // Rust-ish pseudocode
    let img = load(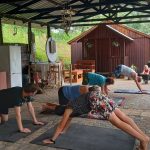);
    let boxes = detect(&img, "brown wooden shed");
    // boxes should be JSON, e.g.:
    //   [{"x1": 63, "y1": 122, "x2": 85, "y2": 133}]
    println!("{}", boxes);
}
[{"x1": 68, "y1": 24, "x2": 150, "y2": 73}]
